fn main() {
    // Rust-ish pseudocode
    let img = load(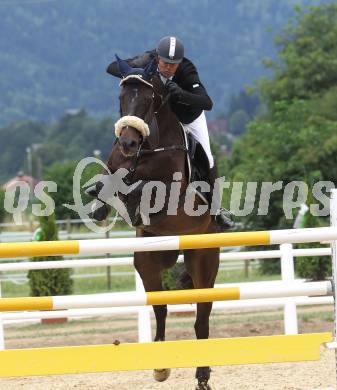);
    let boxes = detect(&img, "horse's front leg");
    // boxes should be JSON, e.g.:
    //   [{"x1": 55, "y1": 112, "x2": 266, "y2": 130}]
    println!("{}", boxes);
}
[
  {"x1": 194, "y1": 302, "x2": 213, "y2": 390},
  {"x1": 134, "y1": 249, "x2": 178, "y2": 383},
  {"x1": 151, "y1": 303, "x2": 171, "y2": 382},
  {"x1": 184, "y1": 248, "x2": 219, "y2": 390},
  {"x1": 148, "y1": 286, "x2": 170, "y2": 382}
]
